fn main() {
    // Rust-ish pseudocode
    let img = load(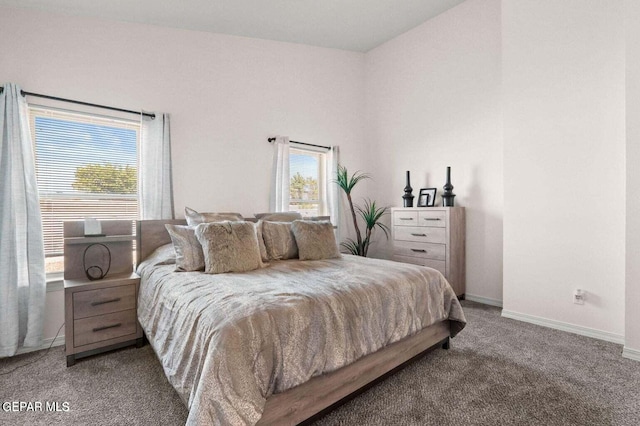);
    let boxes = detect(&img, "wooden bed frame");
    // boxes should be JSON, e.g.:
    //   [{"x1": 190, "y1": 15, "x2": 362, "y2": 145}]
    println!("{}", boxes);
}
[{"x1": 136, "y1": 219, "x2": 452, "y2": 425}]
